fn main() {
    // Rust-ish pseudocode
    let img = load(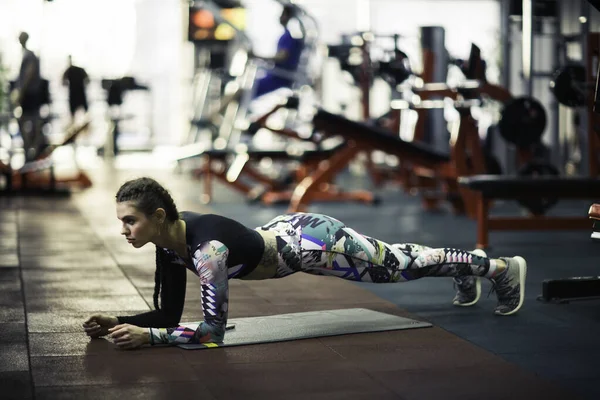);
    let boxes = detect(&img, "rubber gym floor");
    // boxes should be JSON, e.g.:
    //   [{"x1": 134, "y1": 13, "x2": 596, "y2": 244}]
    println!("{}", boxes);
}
[{"x1": 1, "y1": 162, "x2": 598, "y2": 400}]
